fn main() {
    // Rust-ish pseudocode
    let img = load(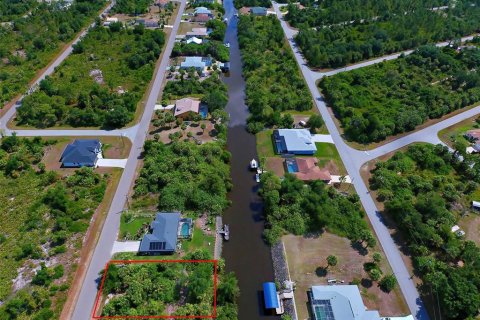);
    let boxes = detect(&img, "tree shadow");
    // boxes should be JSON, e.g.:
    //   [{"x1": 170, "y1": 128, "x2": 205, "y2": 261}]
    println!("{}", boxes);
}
[
  {"x1": 315, "y1": 267, "x2": 327, "y2": 277},
  {"x1": 351, "y1": 241, "x2": 369, "y2": 256},
  {"x1": 361, "y1": 278, "x2": 373, "y2": 288}
]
